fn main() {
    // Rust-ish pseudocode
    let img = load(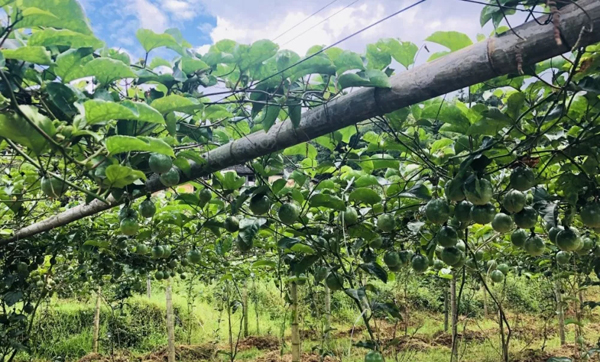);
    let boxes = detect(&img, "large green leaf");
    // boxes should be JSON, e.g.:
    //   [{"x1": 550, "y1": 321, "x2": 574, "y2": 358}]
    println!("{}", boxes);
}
[
  {"x1": 239, "y1": 39, "x2": 279, "y2": 70},
  {"x1": 309, "y1": 194, "x2": 346, "y2": 211},
  {"x1": 84, "y1": 99, "x2": 164, "y2": 125},
  {"x1": 283, "y1": 142, "x2": 317, "y2": 160},
  {"x1": 53, "y1": 48, "x2": 94, "y2": 82},
  {"x1": 64, "y1": 57, "x2": 136, "y2": 84},
  {"x1": 338, "y1": 70, "x2": 390, "y2": 89},
  {"x1": 2, "y1": 46, "x2": 52, "y2": 65},
  {"x1": 426, "y1": 31, "x2": 473, "y2": 61},
  {"x1": 106, "y1": 136, "x2": 174, "y2": 156},
  {"x1": 150, "y1": 95, "x2": 204, "y2": 115},
  {"x1": 28, "y1": 28, "x2": 104, "y2": 49},
  {"x1": 136, "y1": 29, "x2": 182, "y2": 53},
  {"x1": 0, "y1": 106, "x2": 55, "y2": 155},
  {"x1": 15, "y1": 0, "x2": 93, "y2": 34},
  {"x1": 180, "y1": 56, "x2": 209, "y2": 74},
  {"x1": 382, "y1": 38, "x2": 418, "y2": 69},
  {"x1": 334, "y1": 50, "x2": 364, "y2": 75},
  {"x1": 104, "y1": 165, "x2": 146, "y2": 188},
  {"x1": 349, "y1": 188, "x2": 382, "y2": 205}
]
